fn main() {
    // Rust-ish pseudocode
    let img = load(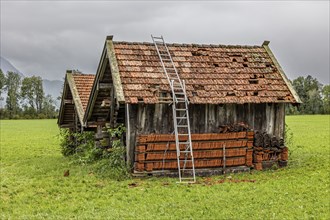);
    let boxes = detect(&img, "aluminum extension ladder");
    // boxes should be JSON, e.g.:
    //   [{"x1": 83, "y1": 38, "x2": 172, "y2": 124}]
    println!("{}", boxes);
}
[{"x1": 151, "y1": 35, "x2": 196, "y2": 183}]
